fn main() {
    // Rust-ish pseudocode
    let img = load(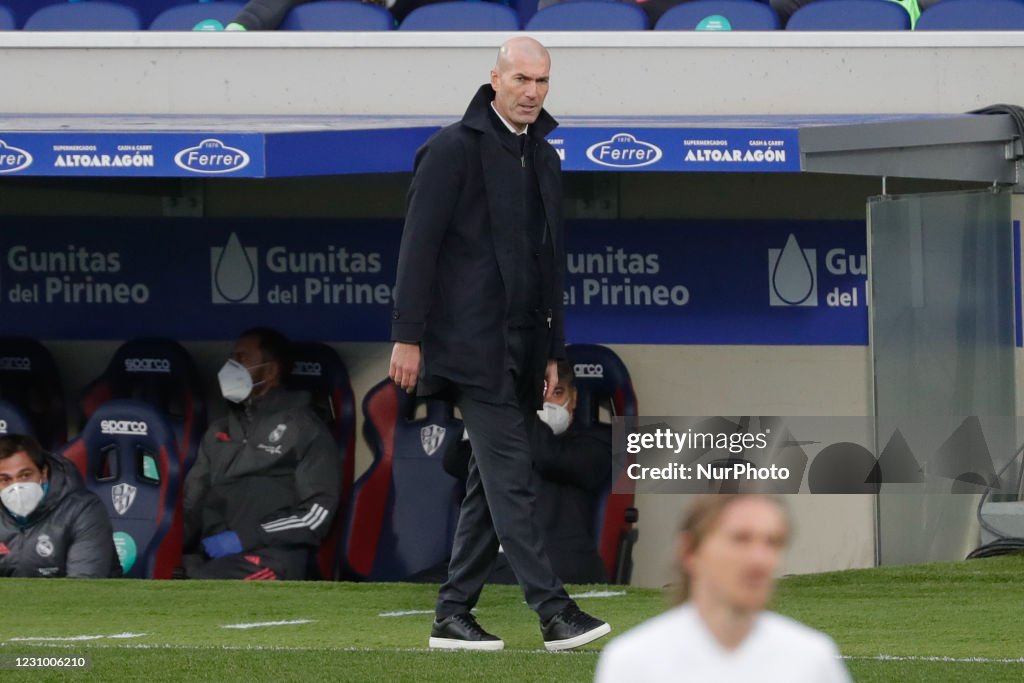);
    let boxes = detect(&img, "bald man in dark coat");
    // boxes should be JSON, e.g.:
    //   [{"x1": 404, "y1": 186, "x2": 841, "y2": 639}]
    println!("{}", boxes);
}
[{"x1": 389, "y1": 37, "x2": 610, "y2": 652}]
